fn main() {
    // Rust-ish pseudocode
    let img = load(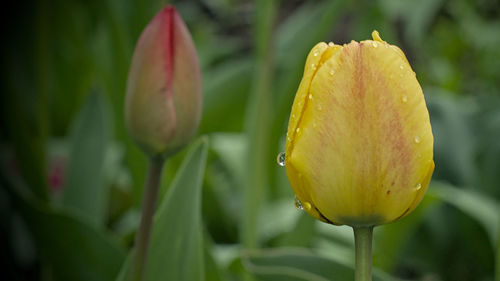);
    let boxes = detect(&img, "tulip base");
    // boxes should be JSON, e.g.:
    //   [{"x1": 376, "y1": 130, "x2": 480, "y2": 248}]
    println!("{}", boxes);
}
[{"x1": 353, "y1": 226, "x2": 373, "y2": 281}]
